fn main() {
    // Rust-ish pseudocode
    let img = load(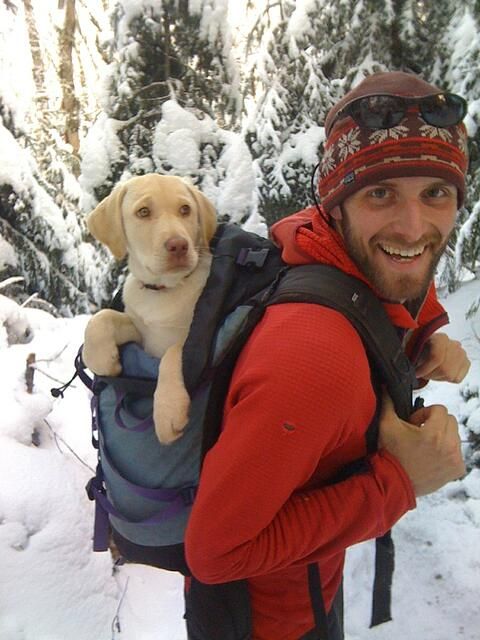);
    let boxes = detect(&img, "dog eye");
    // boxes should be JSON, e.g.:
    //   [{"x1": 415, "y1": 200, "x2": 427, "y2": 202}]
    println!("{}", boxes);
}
[
  {"x1": 179, "y1": 204, "x2": 191, "y2": 217},
  {"x1": 136, "y1": 207, "x2": 150, "y2": 218}
]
